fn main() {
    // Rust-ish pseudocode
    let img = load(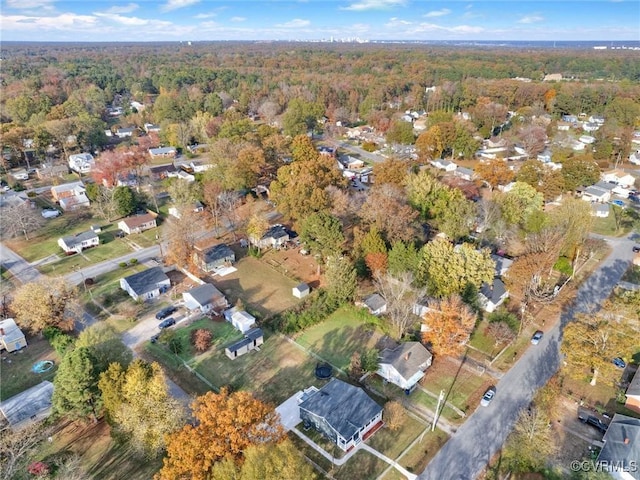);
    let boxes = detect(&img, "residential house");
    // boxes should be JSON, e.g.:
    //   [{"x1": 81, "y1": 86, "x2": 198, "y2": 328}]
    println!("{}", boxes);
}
[
  {"x1": 556, "y1": 122, "x2": 571, "y2": 131},
  {"x1": 582, "y1": 122, "x2": 600, "y2": 133},
  {"x1": 454, "y1": 167, "x2": 475, "y2": 181},
  {"x1": 0, "y1": 381, "x2": 54, "y2": 430},
  {"x1": 168, "y1": 201, "x2": 204, "y2": 219},
  {"x1": 194, "y1": 243, "x2": 235, "y2": 272},
  {"x1": 318, "y1": 146, "x2": 337, "y2": 157},
  {"x1": 293, "y1": 283, "x2": 310, "y2": 299},
  {"x1": 252, "y1": 224, "x2": 289, "y2": 249},
  {"x1": 591, "y1": 203, "x2": 610, "y2": 218},
  {"x1": 0, "y1": 318, "x2": 27, "y2": 352},
  {"x1": 10, "y1": 168, "x2": 29, "y2": 181},
  {"x1": 116, "y1": 127, "x2": 135, "y2": 138},
  {"x1": 589, "y1": 115, "x2": 605, "y2": 125},
  {"x1": 144, "y1": 123, "x2": 161, "y2": 133},
  {"x1": 377, "y1": 342, "x2": 433, "y2": 391},
  {"x1": 359, "y1": 293, "x2": 387, "y2": 316},
  {"x1": 0, "y1": 190, "x2": 30, "y2": 210},
  {"x1": 491, "y1": 254, "x2": 513, "y2": 277},
  {"x1": 346, "y1": 156, "x2": 365, "y2": 170},
  {"x1": 225, "y1": 328, "x2": 264, "y2": 360},
  {"x1": 186, "y1": 144, "x2": 210, "y2": 155},
  {"x1": 543, "y1": 73, "x2": 562, "y2": 82},
  {"x1": 537, "y1": 151, "x2": 552, "y2": 163},
  {"x1": 120, "y1": 266, "x2": 170, "y2": 301},
  {"x1": 118, "y1": 213, "x2": 157, "y2": 235},
  {"x1": 58, "y1": 231, "x2": 99, "y2": 254},
  {"x1": 625, "y1": 369, "x2": 640, "y2": 414},
  {"x1": 51, "y1": 181, "x2": 90, "y2": 211},
  {"x1": 582, "y1": 186, "x2": 612, "y2": 203},
  {"x1": 68, "y1": 153, "x2": 95, "y2": 174},
  {"x1": 130, "y1": 101, "x2": 145, "y2": 112},
  {"x1": 479, "y1": 278, "x2": 509, "y2": 313},
  {"x1": 36, "y1": 163, "x2": 68, "y2": 180},
  {"x1": 223, "y1": 306, "x2": 256, "y2": 333},
  {"x1": 579, "y1": 135, "x2": 596, "y2": 145},
  {"x1": 149, "y1": 146, "x2": 177, "y2": 158},
  {"x1": 562, "y1": 115, "x2": 578, "y2": 123},
  {"x1": 602, "y1": 170, "x2": 636, "y2": 189},
  {"x1": 167, "y1": 170, "x2": 195, "y2": 182},
  {"x1": 149, "y1": 163, "x2": 178, "y2": 180},
  {"x1": 299, "y1": 378, "x2": 383, "y2": 452},
  {"x1": 183, "y1": 283, "x2": 229, "y2": 314},
  {"x1": 596, "y1": 414, "x2": 640, "y2": 480},
  {"x1": 181, "y1": 160, "x2": 212, "y2": 173},
  {"x1": 431, "y1": 159, "x2": 457, "y2": 172}
]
